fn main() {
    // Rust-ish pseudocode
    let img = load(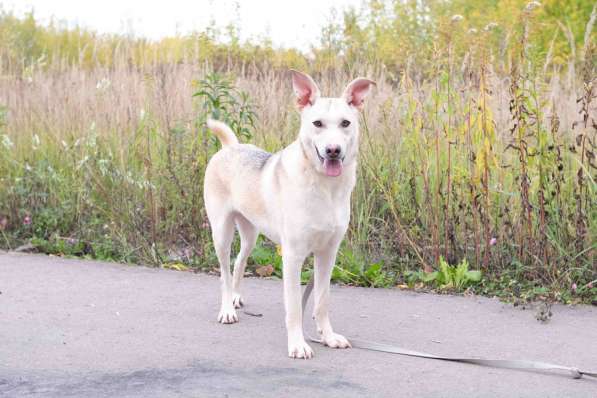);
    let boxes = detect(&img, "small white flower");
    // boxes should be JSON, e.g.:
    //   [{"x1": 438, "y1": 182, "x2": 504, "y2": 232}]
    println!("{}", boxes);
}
[
  {"x1": 1, "y1": 134, "x2": 14, "y2": 149},
  {"x1": 96, "y1": 78, "x2": 111, "y2": 91},
  {"x1": 525, "y1": 1, "x2": 541, "y2": 11},
  {"x1": 484, "y1": 22, "x2": 499, "y2": 31},
  {"x1": 468, "y1": 28, "x2": 478, "y2": 34},
  {"x1": 25, "y1": 163, "x2": 32, "y2": 171},
  {"x1": 77, "y1": 155, "x2": 89, "y2": 169},
  {"x1": 451, "y1": 14, "x2": 464, "y2": 23},
  {"x1": 32, "y1": 134, "x2": 40, "y2": 149},
  {"x1": 139, "y1": 109, "x2": 146, "y2": 120}
]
